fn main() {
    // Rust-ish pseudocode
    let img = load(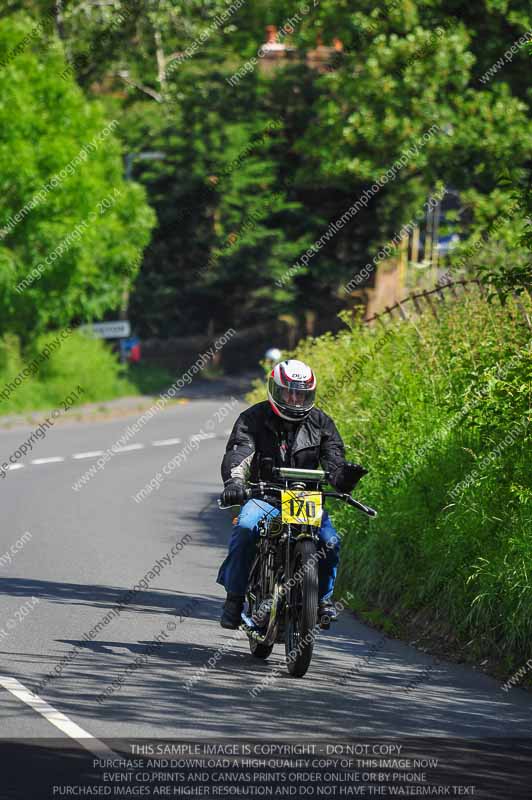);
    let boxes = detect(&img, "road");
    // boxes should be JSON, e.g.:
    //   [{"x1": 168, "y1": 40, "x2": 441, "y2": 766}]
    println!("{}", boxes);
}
[{"x1": 1, "y1": 393, "x2": 532, "y2": 789}]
